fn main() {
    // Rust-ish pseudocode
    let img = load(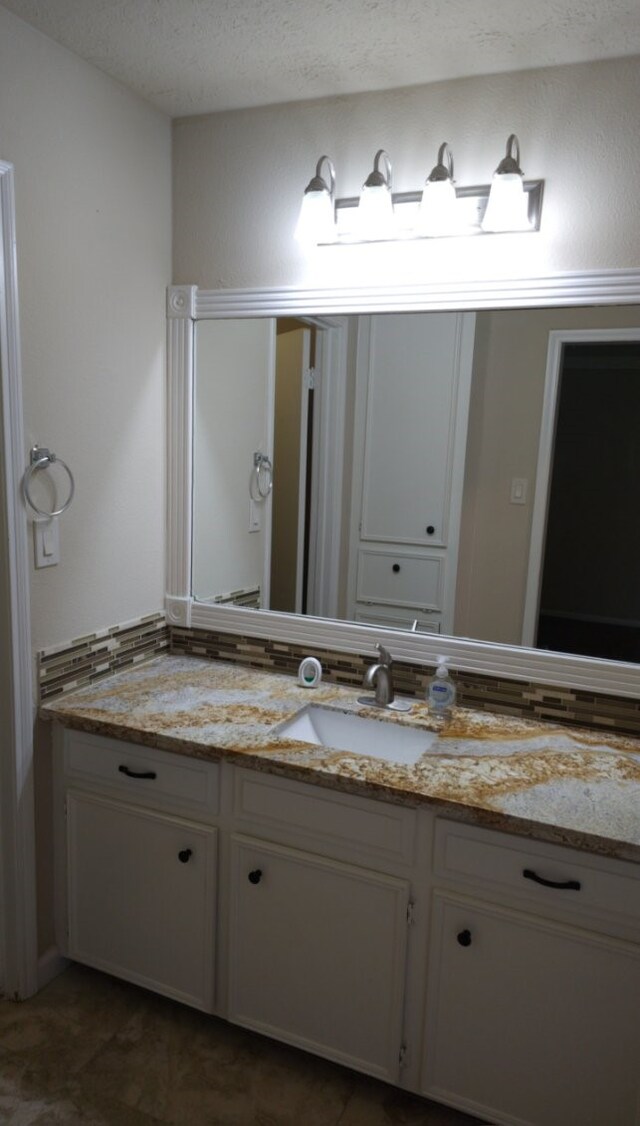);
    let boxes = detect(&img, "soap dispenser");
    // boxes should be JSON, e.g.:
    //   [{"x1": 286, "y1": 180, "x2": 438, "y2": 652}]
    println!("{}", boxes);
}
[{"x1": 426, "y1": 656, "x2": 456, "y2": 721}]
